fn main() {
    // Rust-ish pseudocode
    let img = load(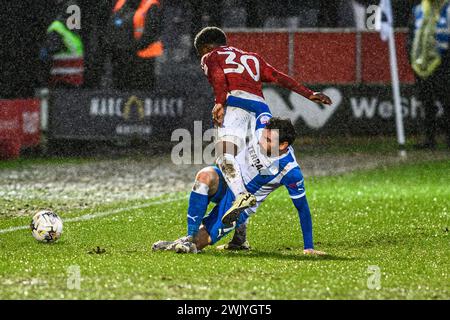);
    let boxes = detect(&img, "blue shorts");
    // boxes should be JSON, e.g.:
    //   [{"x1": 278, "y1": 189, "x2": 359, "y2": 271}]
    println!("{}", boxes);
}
[{"x1": 202, "y1": 167, "x2": 249, "y2": 244}]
